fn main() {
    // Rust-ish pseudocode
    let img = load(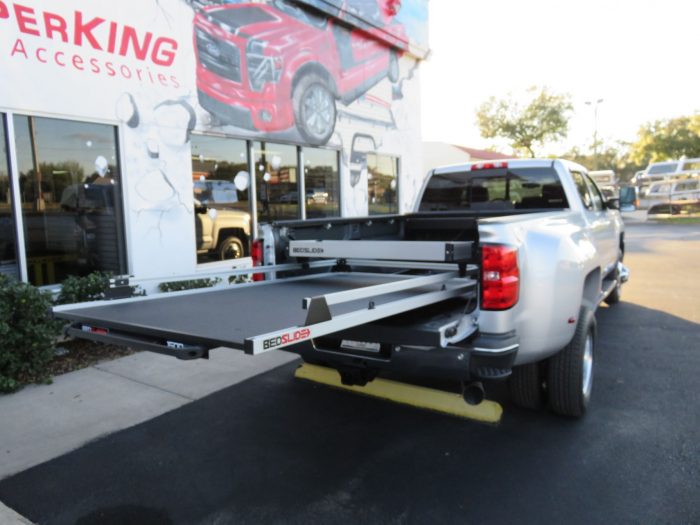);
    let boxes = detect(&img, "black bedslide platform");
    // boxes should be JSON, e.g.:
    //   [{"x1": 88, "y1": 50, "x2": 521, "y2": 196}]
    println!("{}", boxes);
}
[{"x1": 55, "y1": 273, "x2": 454, "y2": 350}]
